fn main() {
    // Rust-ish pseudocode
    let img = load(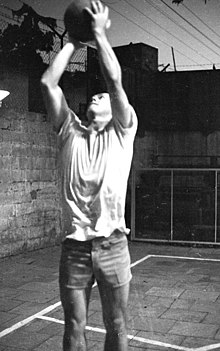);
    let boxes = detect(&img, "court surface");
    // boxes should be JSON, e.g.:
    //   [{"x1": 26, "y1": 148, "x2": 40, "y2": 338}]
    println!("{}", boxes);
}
[{"x1": 0, "y1": 241, "x2": 220, "y2": 350}]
